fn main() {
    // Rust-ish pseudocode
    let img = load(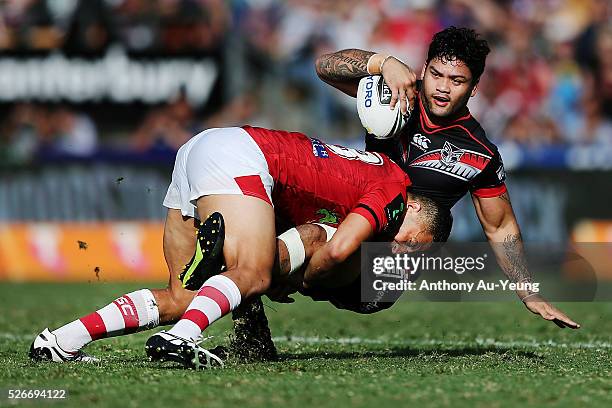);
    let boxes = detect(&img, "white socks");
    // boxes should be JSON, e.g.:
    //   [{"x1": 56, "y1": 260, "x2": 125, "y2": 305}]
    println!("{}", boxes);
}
[
  {"x1": 168, "y1": 275, "x2": 241, "y2": 341},
  {"x1": 52, "y1": 289, "x2": 160, "y2": 352}
]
